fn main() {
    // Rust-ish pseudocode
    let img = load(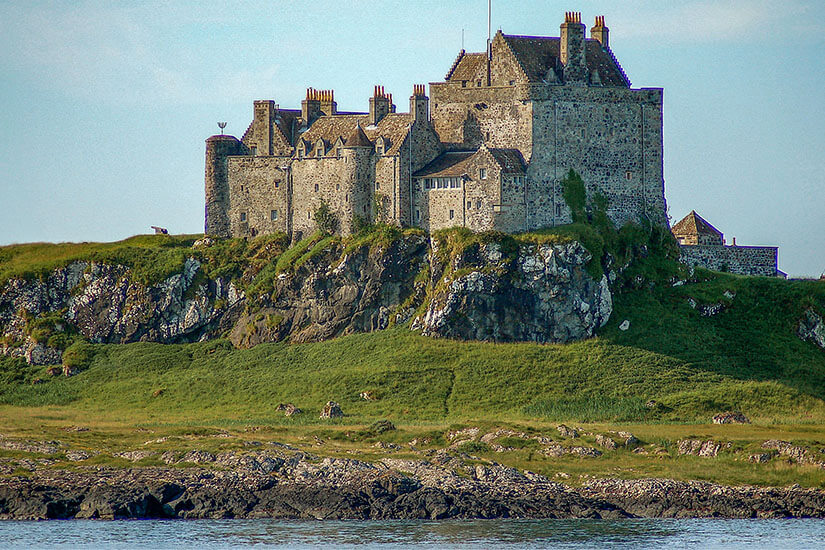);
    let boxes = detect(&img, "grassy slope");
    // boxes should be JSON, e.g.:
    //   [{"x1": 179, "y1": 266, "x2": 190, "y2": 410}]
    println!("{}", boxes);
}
[{"x1": 2, "y1": 232, "x2": 825, "y2": 488}]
